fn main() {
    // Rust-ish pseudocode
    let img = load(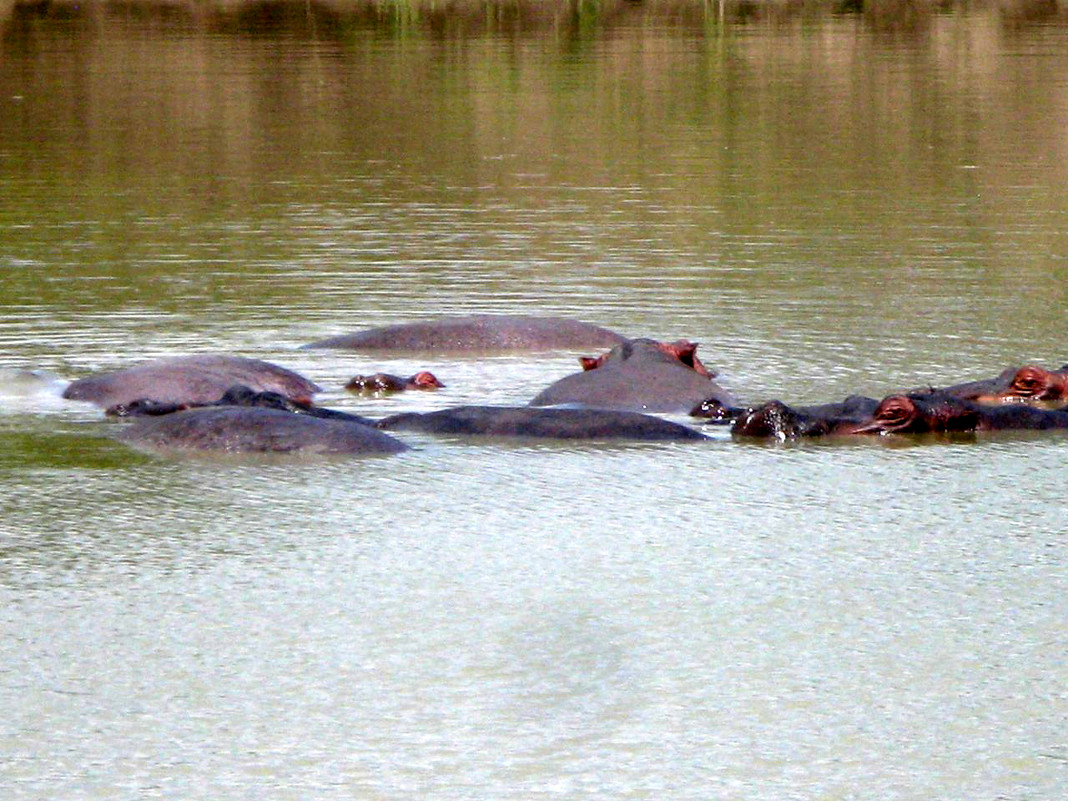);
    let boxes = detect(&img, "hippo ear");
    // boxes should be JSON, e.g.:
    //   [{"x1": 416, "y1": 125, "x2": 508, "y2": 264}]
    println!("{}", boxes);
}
[
  {"x1": 660, "y1": 340, "x2": 716, "y2": 378},
  {"x1": 579, "y1": 356, "x2": 600, "y2": 371}
]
